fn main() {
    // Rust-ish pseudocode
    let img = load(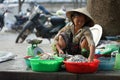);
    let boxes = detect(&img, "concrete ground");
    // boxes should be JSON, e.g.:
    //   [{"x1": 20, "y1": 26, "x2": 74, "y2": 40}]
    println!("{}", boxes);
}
[
  {"x1": 0, "y1": 31, "x2": 53, "y2": 57},
  {"x1": 0, "y1": 31, "x2": 120, "y2": 80}
]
